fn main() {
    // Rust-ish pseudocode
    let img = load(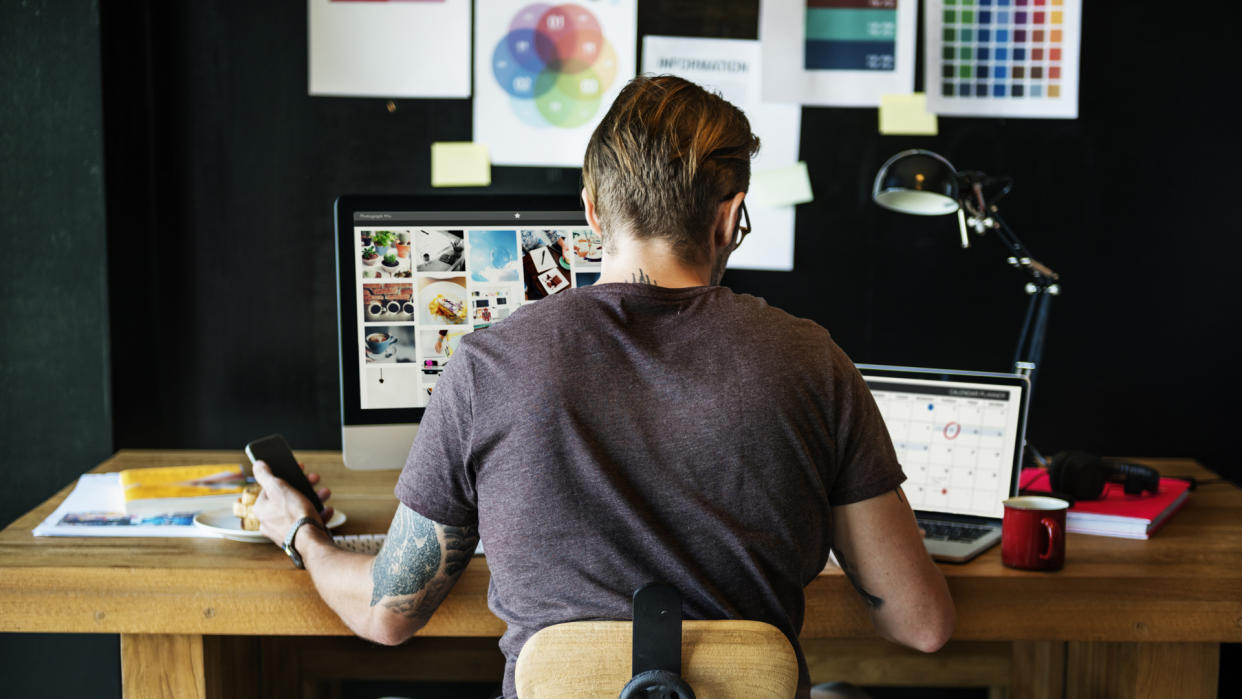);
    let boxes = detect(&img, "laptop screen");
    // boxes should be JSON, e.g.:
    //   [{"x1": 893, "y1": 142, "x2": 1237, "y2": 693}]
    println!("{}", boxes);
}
[{"x1": 856, "y1": 365, "x2": 1030, "y2": 521}]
